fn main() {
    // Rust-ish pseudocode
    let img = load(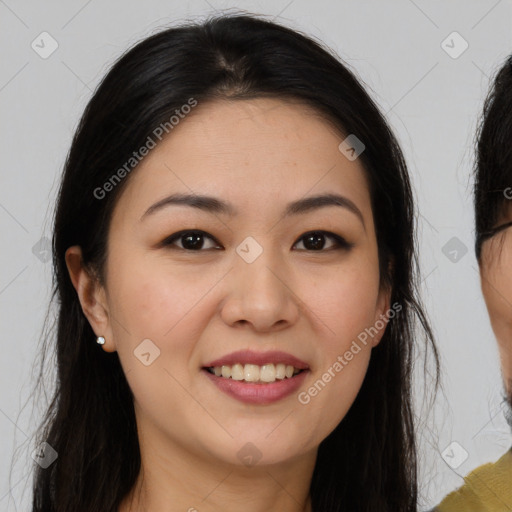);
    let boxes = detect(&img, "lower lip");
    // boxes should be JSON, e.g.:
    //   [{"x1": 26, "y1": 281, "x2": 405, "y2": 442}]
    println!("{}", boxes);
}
[{"x1": 202, "y1": 368, "x2": 309, "y2": 404}]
